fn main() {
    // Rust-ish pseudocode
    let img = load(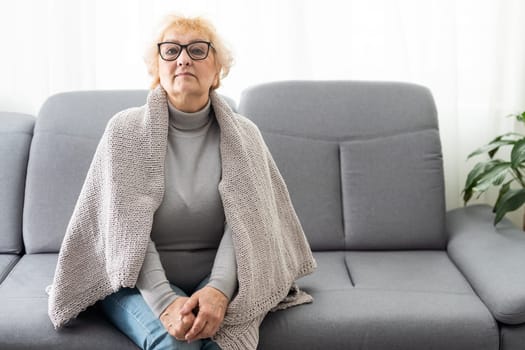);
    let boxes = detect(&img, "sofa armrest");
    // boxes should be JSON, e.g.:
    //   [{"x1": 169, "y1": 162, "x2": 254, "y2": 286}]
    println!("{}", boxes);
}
[{"x1": 447, "y1": 204, "x2": 525, "y2": 325}]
